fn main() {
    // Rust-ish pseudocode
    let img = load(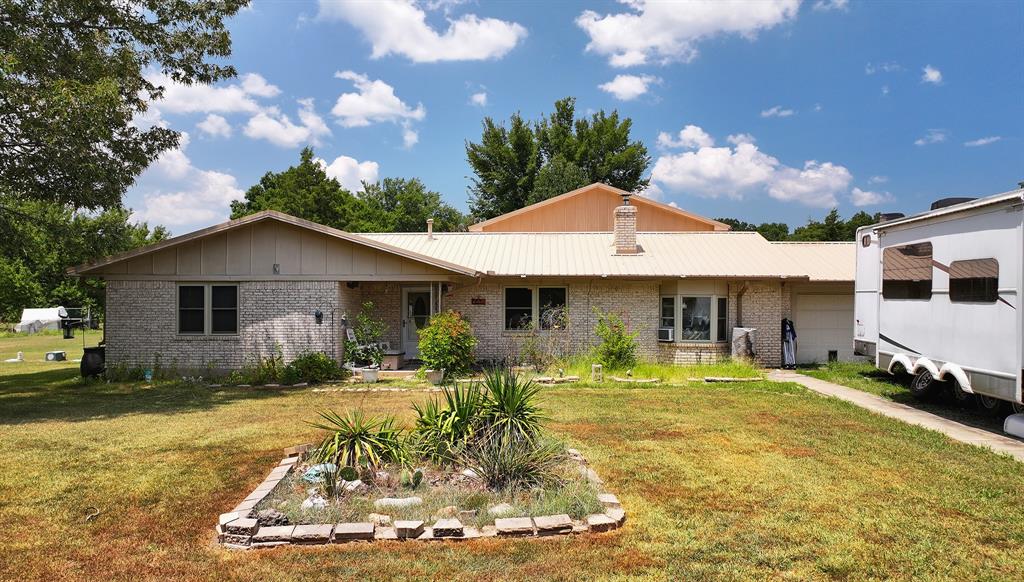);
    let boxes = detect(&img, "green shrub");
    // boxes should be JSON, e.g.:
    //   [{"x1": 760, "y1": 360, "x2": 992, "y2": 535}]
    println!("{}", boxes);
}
[
  {"x1": 418, "y1": 310, "x2": 477, "y2": 379},
  {"x1": 479, "y1": 368, "x2": 545, "y2": 442},
  {"x1": 283, "y1": 351, "x2": 343, "y2": 385},
  {"x1": 456, "y1": 430, "x2": 563, "y2": 491},
  {"x1": 344, "y1": 301, "x2": 387, "y2": 367},
  {"x1": 309, "y1": 409, "x2": 406, "y2": 471},
  {"x1": 593, "y1": 309, "x2": 639, "y2": 370},
  {"x1": 103, "y1": 362, "x2": 146, "y2": 382},
  {"x1": 411, "y1": 383, "x2": 483, "y2": 464}
]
